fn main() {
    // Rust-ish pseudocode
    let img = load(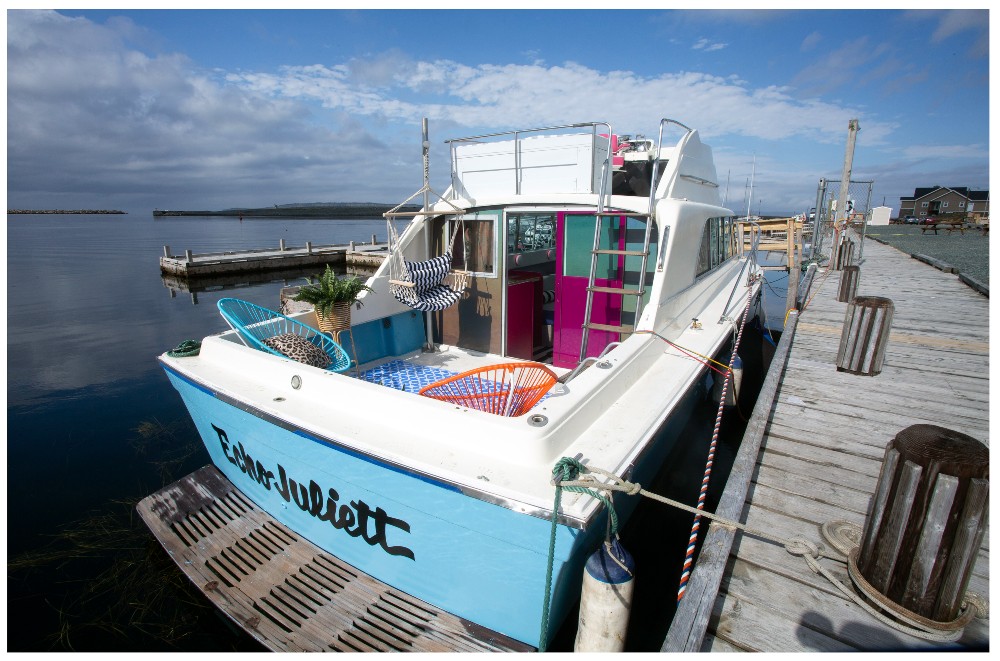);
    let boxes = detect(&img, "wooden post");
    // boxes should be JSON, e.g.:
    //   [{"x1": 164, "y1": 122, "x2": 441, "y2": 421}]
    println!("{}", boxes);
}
[
  {"x1": 280, "y1": 238, "x2": 286, "y2": 251},
  {"x1": 306, "y1": 241, "x2": 313, "y2": 254},
  {"x1": 371, "y1": 233, "x2": 377, "y2": 245},
  {"x1": 185, "y1": 249, "x2": 193, "y2": 263},
  {"x1": 837, "y1": 265, "x2": 860, "y2": 302},
  {"x1": 163, "y1": 245, "x2": 171, "y2": 258},
  {"x1": 350, "y1": 240, "x2": 356, "y2": 251},
  {"x1": 858, "y1": 424, "x2": 988, "y2": 622},
  {"x1": 836, "y1": 295, "x2": 893, "y2": 375}
]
